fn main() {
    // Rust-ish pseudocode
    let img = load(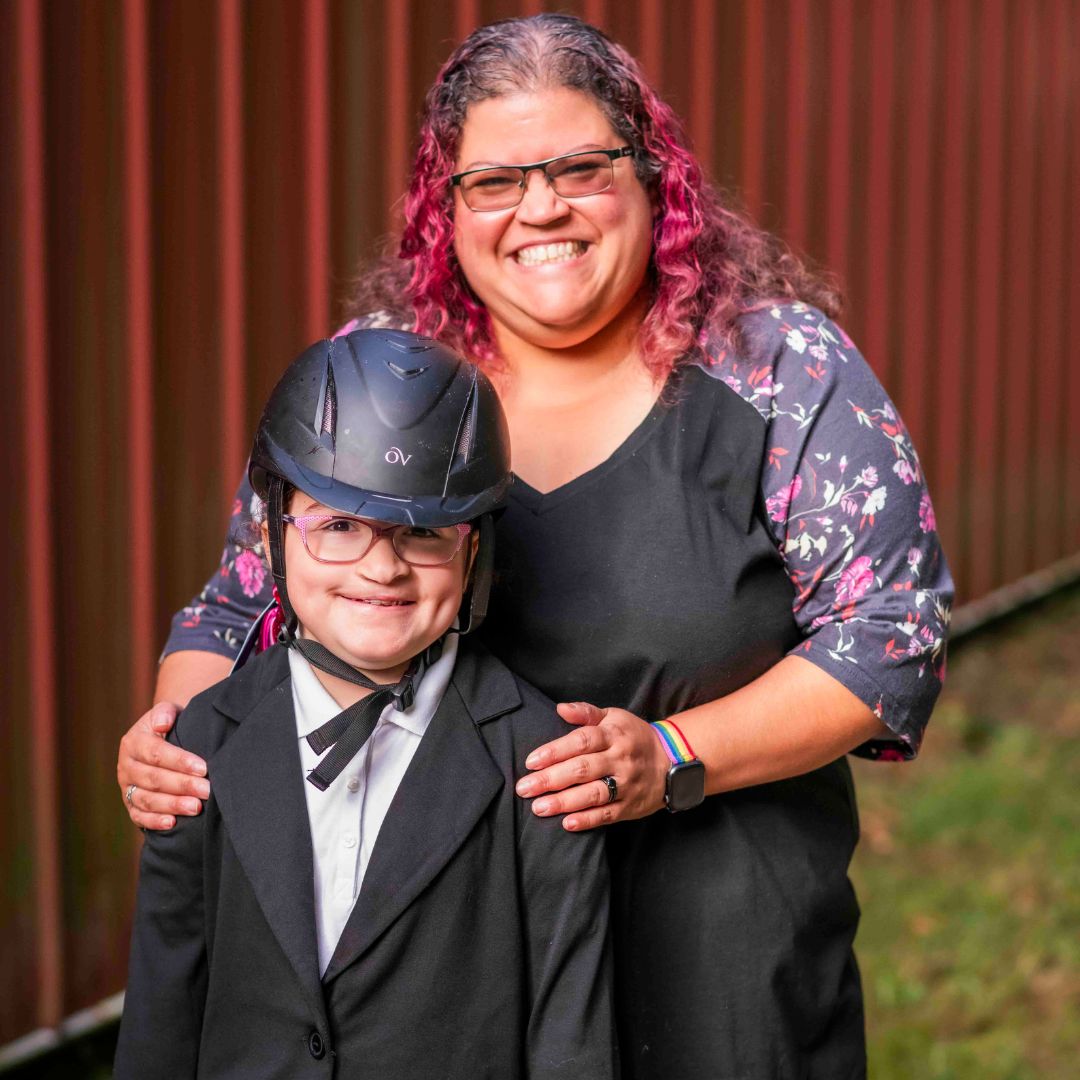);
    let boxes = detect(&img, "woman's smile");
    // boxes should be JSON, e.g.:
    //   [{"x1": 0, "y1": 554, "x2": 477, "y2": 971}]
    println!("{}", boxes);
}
[{"x1": 513, "y1": 240, "x2": 589, "y2": 268}]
